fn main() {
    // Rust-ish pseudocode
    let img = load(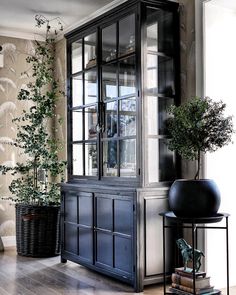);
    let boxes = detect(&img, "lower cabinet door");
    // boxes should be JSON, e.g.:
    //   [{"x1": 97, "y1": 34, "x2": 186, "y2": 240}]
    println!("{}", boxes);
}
[
  {"x1": 95, "y1": 193, "x2": 134, "y2": 278},
  {"x1": 62, "y1": 188, "x2": 135, "y2": 283},
  {"x1": 63, "y1": 191, "x2": 94, "y2": 262}
]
